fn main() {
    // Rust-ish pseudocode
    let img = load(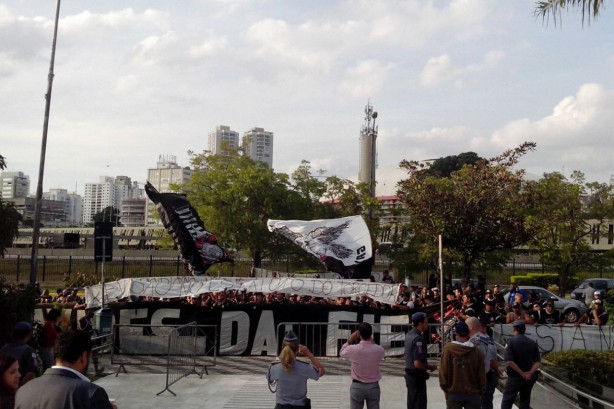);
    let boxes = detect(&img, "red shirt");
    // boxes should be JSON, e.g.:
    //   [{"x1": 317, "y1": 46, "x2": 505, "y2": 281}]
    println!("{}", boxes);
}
[{"x1": 41, "y1": 321, "x2": 58, "y2": 348}]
